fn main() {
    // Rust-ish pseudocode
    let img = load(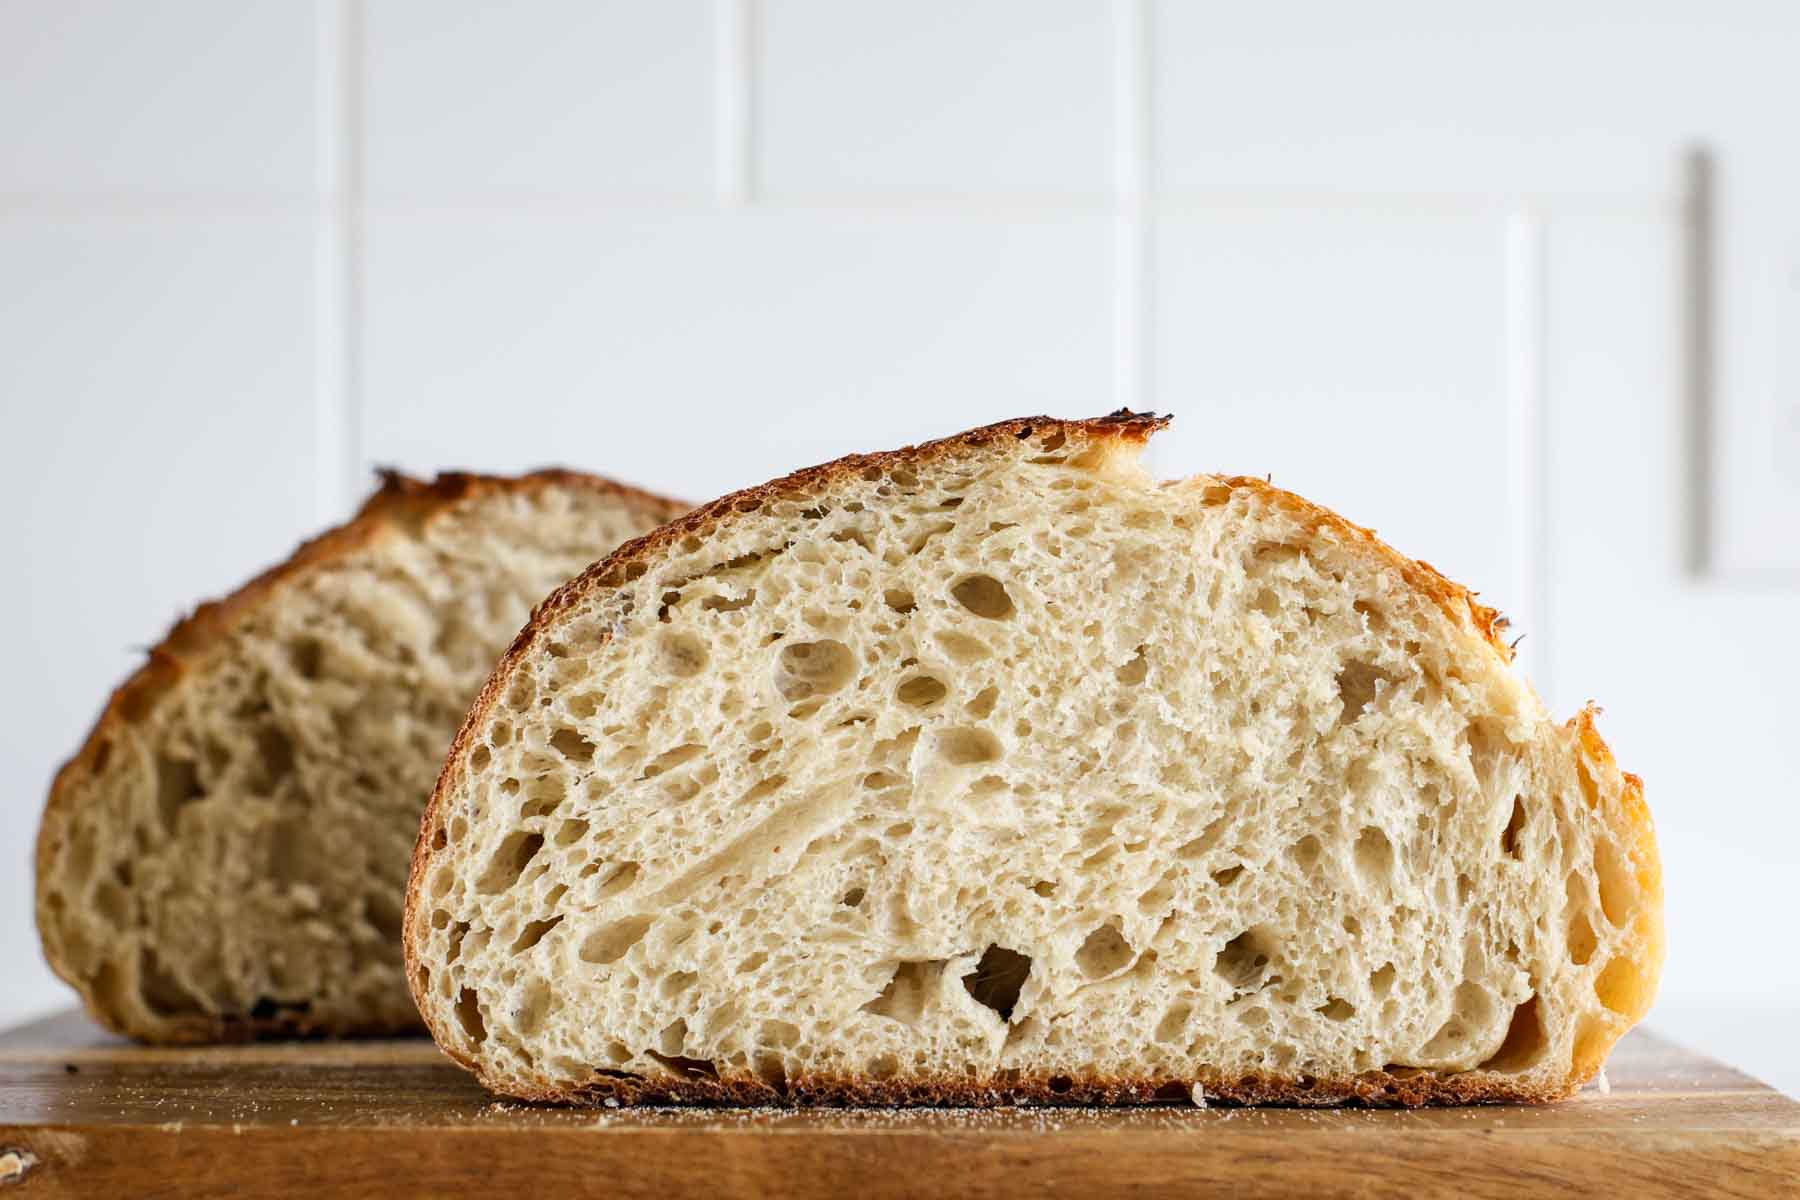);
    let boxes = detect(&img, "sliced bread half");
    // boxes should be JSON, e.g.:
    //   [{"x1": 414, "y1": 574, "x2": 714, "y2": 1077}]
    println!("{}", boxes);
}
[
  {"x1": 405, "y1": 414, "x2": 1662, "y2": 1105},
  {"x1": 37, "y1": 469, "x2": 686, "y2": 1042}
]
